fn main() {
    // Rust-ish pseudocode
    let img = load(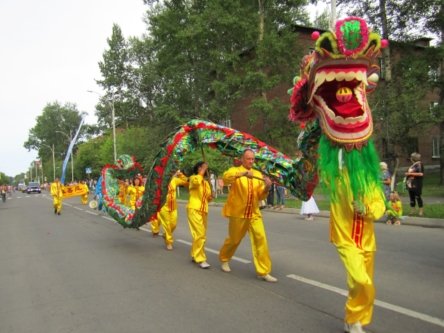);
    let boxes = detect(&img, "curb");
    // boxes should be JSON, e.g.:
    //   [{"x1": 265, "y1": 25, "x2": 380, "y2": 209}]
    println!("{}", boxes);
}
[{"x1": 179, "y1": 200, "x2": 444, "y2": 229}]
